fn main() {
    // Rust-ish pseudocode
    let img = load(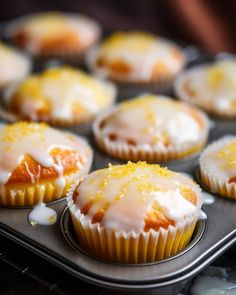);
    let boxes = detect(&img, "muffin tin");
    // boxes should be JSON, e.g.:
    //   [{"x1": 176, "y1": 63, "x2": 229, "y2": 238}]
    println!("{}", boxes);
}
[{"x1": 0, "y1": 45, "x2": 236, "y2": 294}]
